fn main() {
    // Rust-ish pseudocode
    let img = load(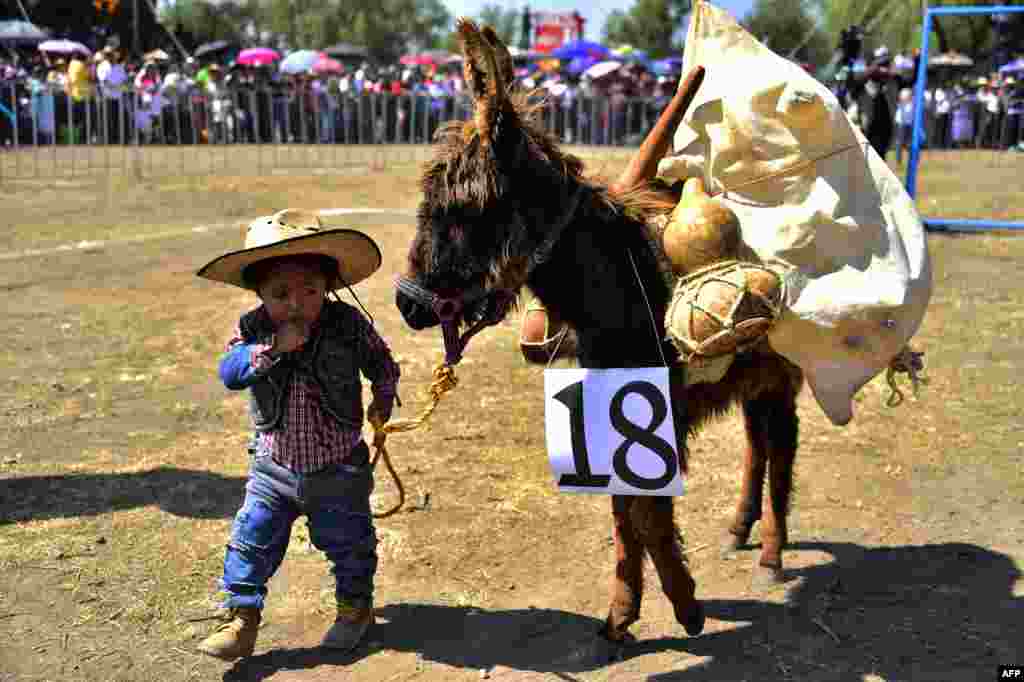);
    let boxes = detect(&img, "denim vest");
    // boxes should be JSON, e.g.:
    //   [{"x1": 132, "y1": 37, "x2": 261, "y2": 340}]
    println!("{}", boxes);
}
[{"x1": 239, "y1": 301, "x2": 364, "y2": 432}]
